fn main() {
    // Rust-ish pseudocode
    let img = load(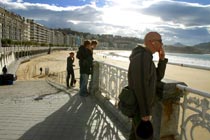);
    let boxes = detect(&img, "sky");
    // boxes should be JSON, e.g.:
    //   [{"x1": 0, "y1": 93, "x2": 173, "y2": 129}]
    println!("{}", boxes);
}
[{"x1": 0, "y1": 0, "x2": 210, "y2": 45}]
